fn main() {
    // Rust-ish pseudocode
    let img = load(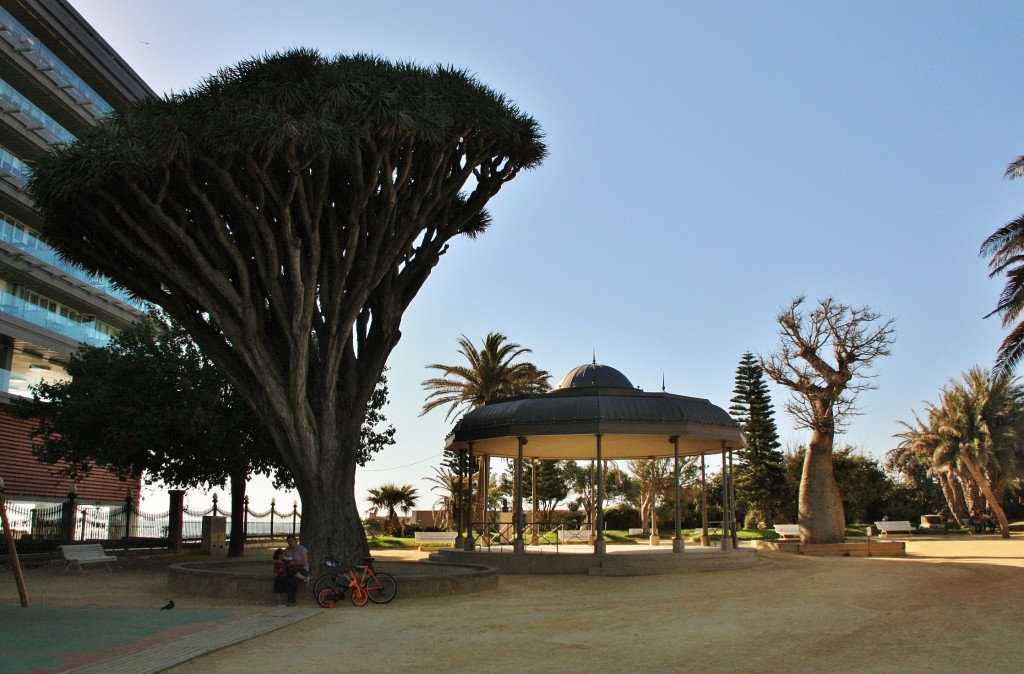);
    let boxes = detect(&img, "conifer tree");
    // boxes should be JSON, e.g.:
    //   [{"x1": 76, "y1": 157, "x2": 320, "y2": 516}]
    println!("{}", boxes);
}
[{"x1": 730, "y1": 352, "x2": 787, "y2": 526}]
